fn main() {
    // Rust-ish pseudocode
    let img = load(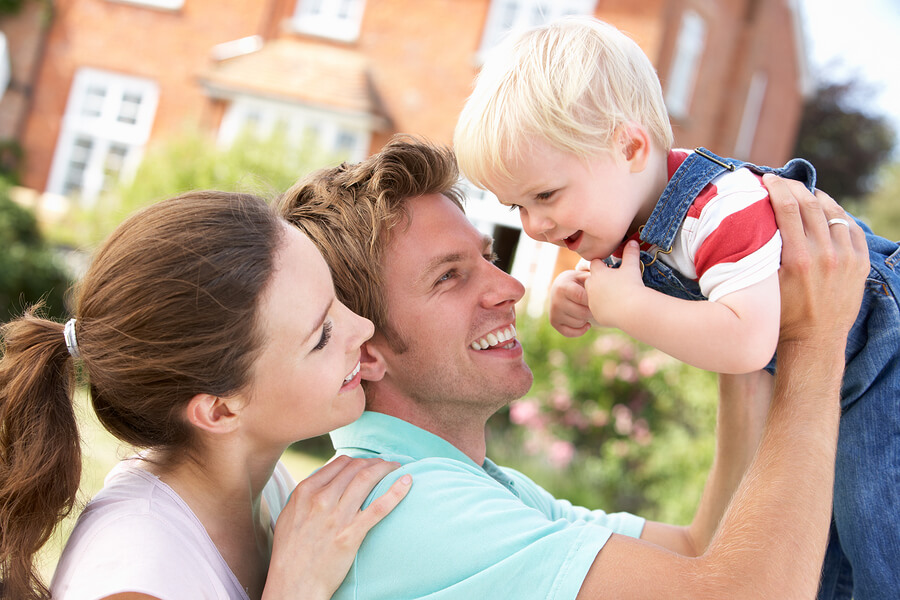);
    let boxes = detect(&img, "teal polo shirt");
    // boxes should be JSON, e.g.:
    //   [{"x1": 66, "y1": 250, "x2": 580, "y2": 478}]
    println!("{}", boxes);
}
[{"x1": 329, "y1": 411, "x2": 645, "y2": 600}]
